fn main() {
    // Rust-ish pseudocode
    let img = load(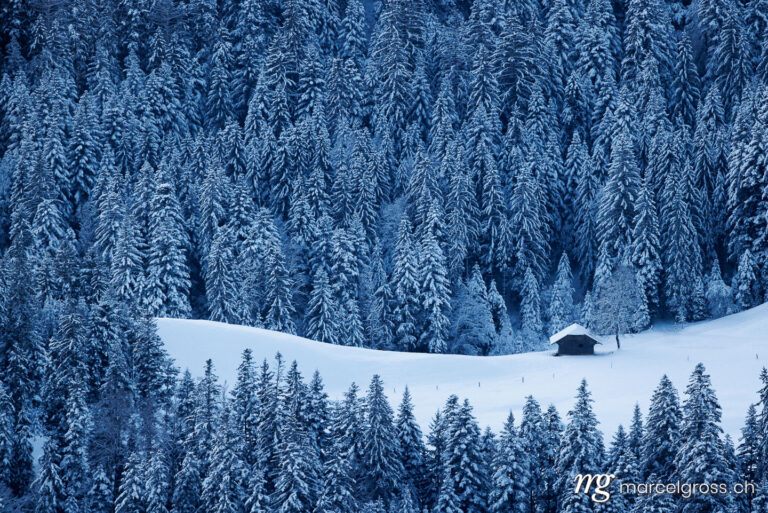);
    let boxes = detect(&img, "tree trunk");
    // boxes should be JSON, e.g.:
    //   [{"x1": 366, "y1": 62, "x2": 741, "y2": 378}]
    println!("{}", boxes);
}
[{"x1": 615, "y1": 330, "x2": 621, "y2": 350}]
